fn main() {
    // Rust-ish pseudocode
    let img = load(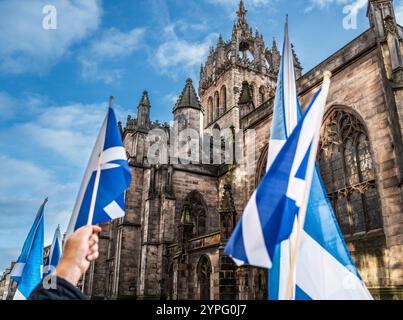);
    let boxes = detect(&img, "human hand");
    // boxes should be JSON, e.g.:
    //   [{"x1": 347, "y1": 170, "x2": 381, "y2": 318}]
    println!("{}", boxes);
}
[{"x1": 55, "y1": 225, "x2": 102, "y2": 286}]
